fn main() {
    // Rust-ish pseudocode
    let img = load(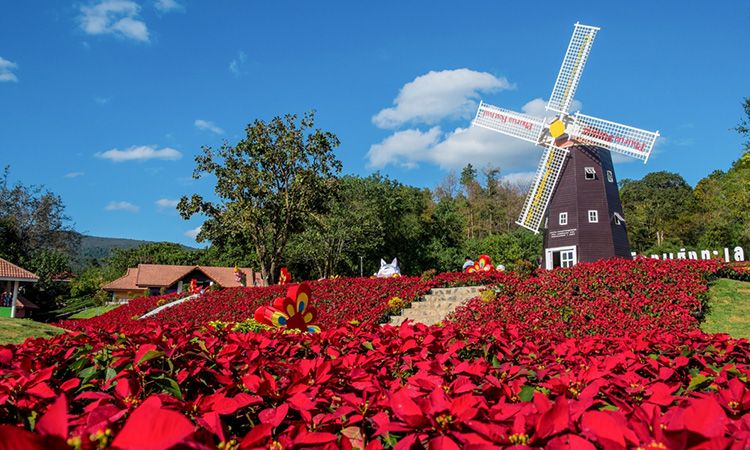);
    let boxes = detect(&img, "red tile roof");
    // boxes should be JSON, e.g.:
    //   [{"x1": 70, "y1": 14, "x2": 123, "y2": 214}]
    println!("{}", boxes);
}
[
  {"x1": 200, "y1": 266, "x2": 259, "y2": 287},
  {"x1": 136, "y1": 264, "x2": 195, "y2": 287},
  {"x1": 102, "y1": 268, "x2": 140, "y2": 291},
  {"x1": 0, "y1": 258, "x2": 39, "y2": 281},
  {"x1": 102, "y1": 264, "x2": 262, "y2": 291}
]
